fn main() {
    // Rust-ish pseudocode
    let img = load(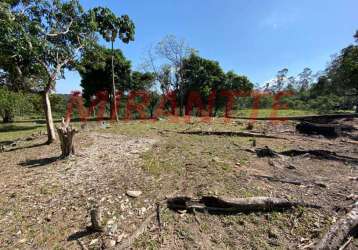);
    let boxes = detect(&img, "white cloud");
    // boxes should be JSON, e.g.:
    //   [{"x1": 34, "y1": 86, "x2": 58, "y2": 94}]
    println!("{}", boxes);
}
[{"x1": 259, "y1": 9, "x2": 299, "y2": 30}]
